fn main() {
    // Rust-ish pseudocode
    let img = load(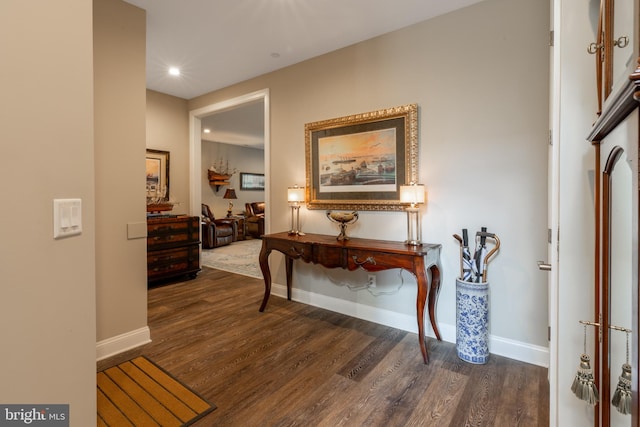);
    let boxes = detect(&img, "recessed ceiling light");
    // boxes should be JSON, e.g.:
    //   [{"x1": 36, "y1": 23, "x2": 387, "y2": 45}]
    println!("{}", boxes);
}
[
  {"x1": 270, "y1": 52, "x2": 280, "y2": 58},
  {"x1": 169, "y1": 67, "x2": 180, "y2": 76},
  {"x1": 203, "y1": 128, "x2": 211, "y2": 133}
]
